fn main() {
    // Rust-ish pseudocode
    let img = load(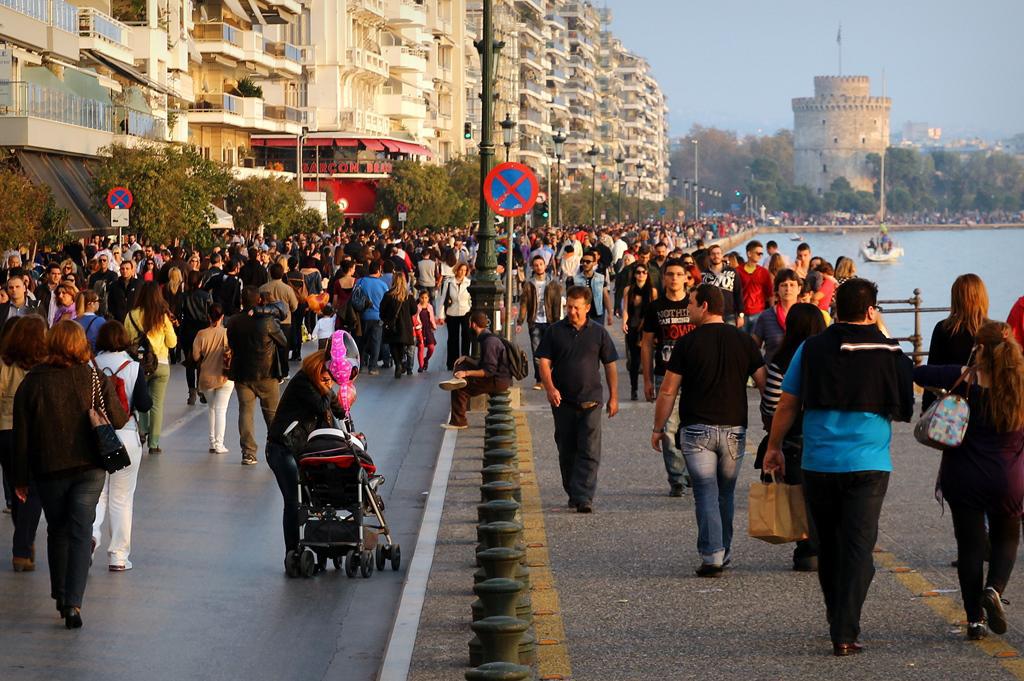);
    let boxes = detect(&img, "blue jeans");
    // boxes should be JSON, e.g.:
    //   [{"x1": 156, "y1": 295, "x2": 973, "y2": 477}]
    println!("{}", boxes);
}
[
  {"x1": 744, "y1": 311, "x2": 762, "y2": 334},
  {"x1": 528, "y1": 323, "x2": 549, "y2": 382},
  {"x1": 361, "y1": 319, "x2": 383, "y2": 370},
  {"x1": 681, "y1": 424, "x2": 746, "y2": 565},
  {"x1": 654, "y1": 375, "x2": 687, "y2": 488}
]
